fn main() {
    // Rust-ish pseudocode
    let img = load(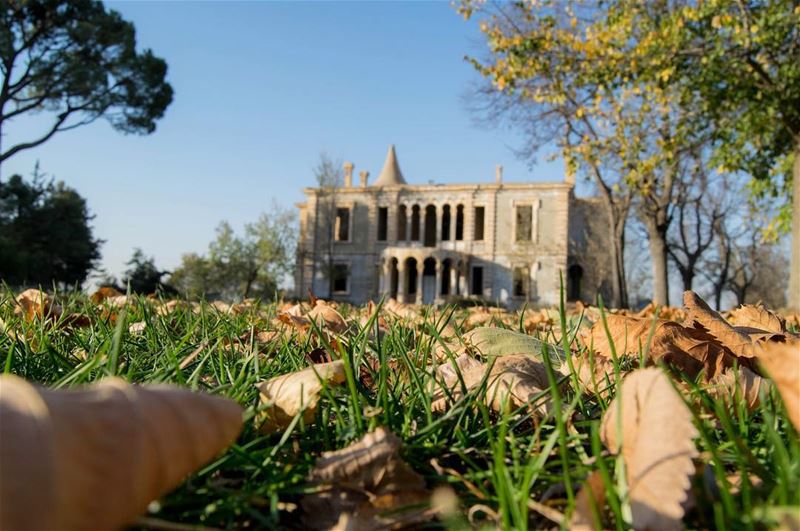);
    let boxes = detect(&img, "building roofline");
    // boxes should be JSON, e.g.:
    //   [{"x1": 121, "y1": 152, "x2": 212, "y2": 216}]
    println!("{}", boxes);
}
[{"x1": 302, "y1": 182, "x2": 574, "y2": 194}]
